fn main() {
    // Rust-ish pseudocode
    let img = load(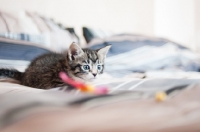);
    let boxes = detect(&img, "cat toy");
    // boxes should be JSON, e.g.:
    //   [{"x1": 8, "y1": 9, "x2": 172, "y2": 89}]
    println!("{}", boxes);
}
[
  {"x1": 155, "y1": 85, "x2": 188, "y2": 102},
  {"x1": 155, "y1": 91, "x2": 167, "y2": 102},
  {"x1": 59, "y1": 72, "x2": 108, "y2": 94}
]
